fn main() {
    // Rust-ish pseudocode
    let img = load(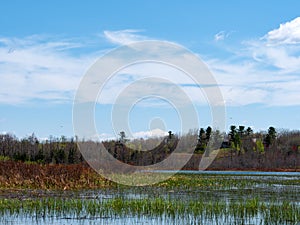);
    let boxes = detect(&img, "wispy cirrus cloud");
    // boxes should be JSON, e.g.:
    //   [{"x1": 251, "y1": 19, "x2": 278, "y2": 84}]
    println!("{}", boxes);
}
[
  {"x1": 214, "y1": 31, "x2": 228, "y2": 42},
  {"x1": 0, "y1": 35, "x2": 95, "y2": 104},
  {"x1": 206, "y1": 17, "x2": 300, "y2": 106},
  {"x1": 97, "y1": 23, "x2": 300, "y2": 107},
  {"x1": 100, "y1": 24, "x2": 299, "y2": 107},
  {"x1": 214, "y1": 30, "x2": 235, "y2": 42},
  {"x1": 103, "y1": 29, "x2": 147, "y2": 45},
  {"x1": 207, "y1": 55, "x2": 300, "y2": 106},
  {"x1": 1, "y1": 18, "x2": 300, "y2": 108}
]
